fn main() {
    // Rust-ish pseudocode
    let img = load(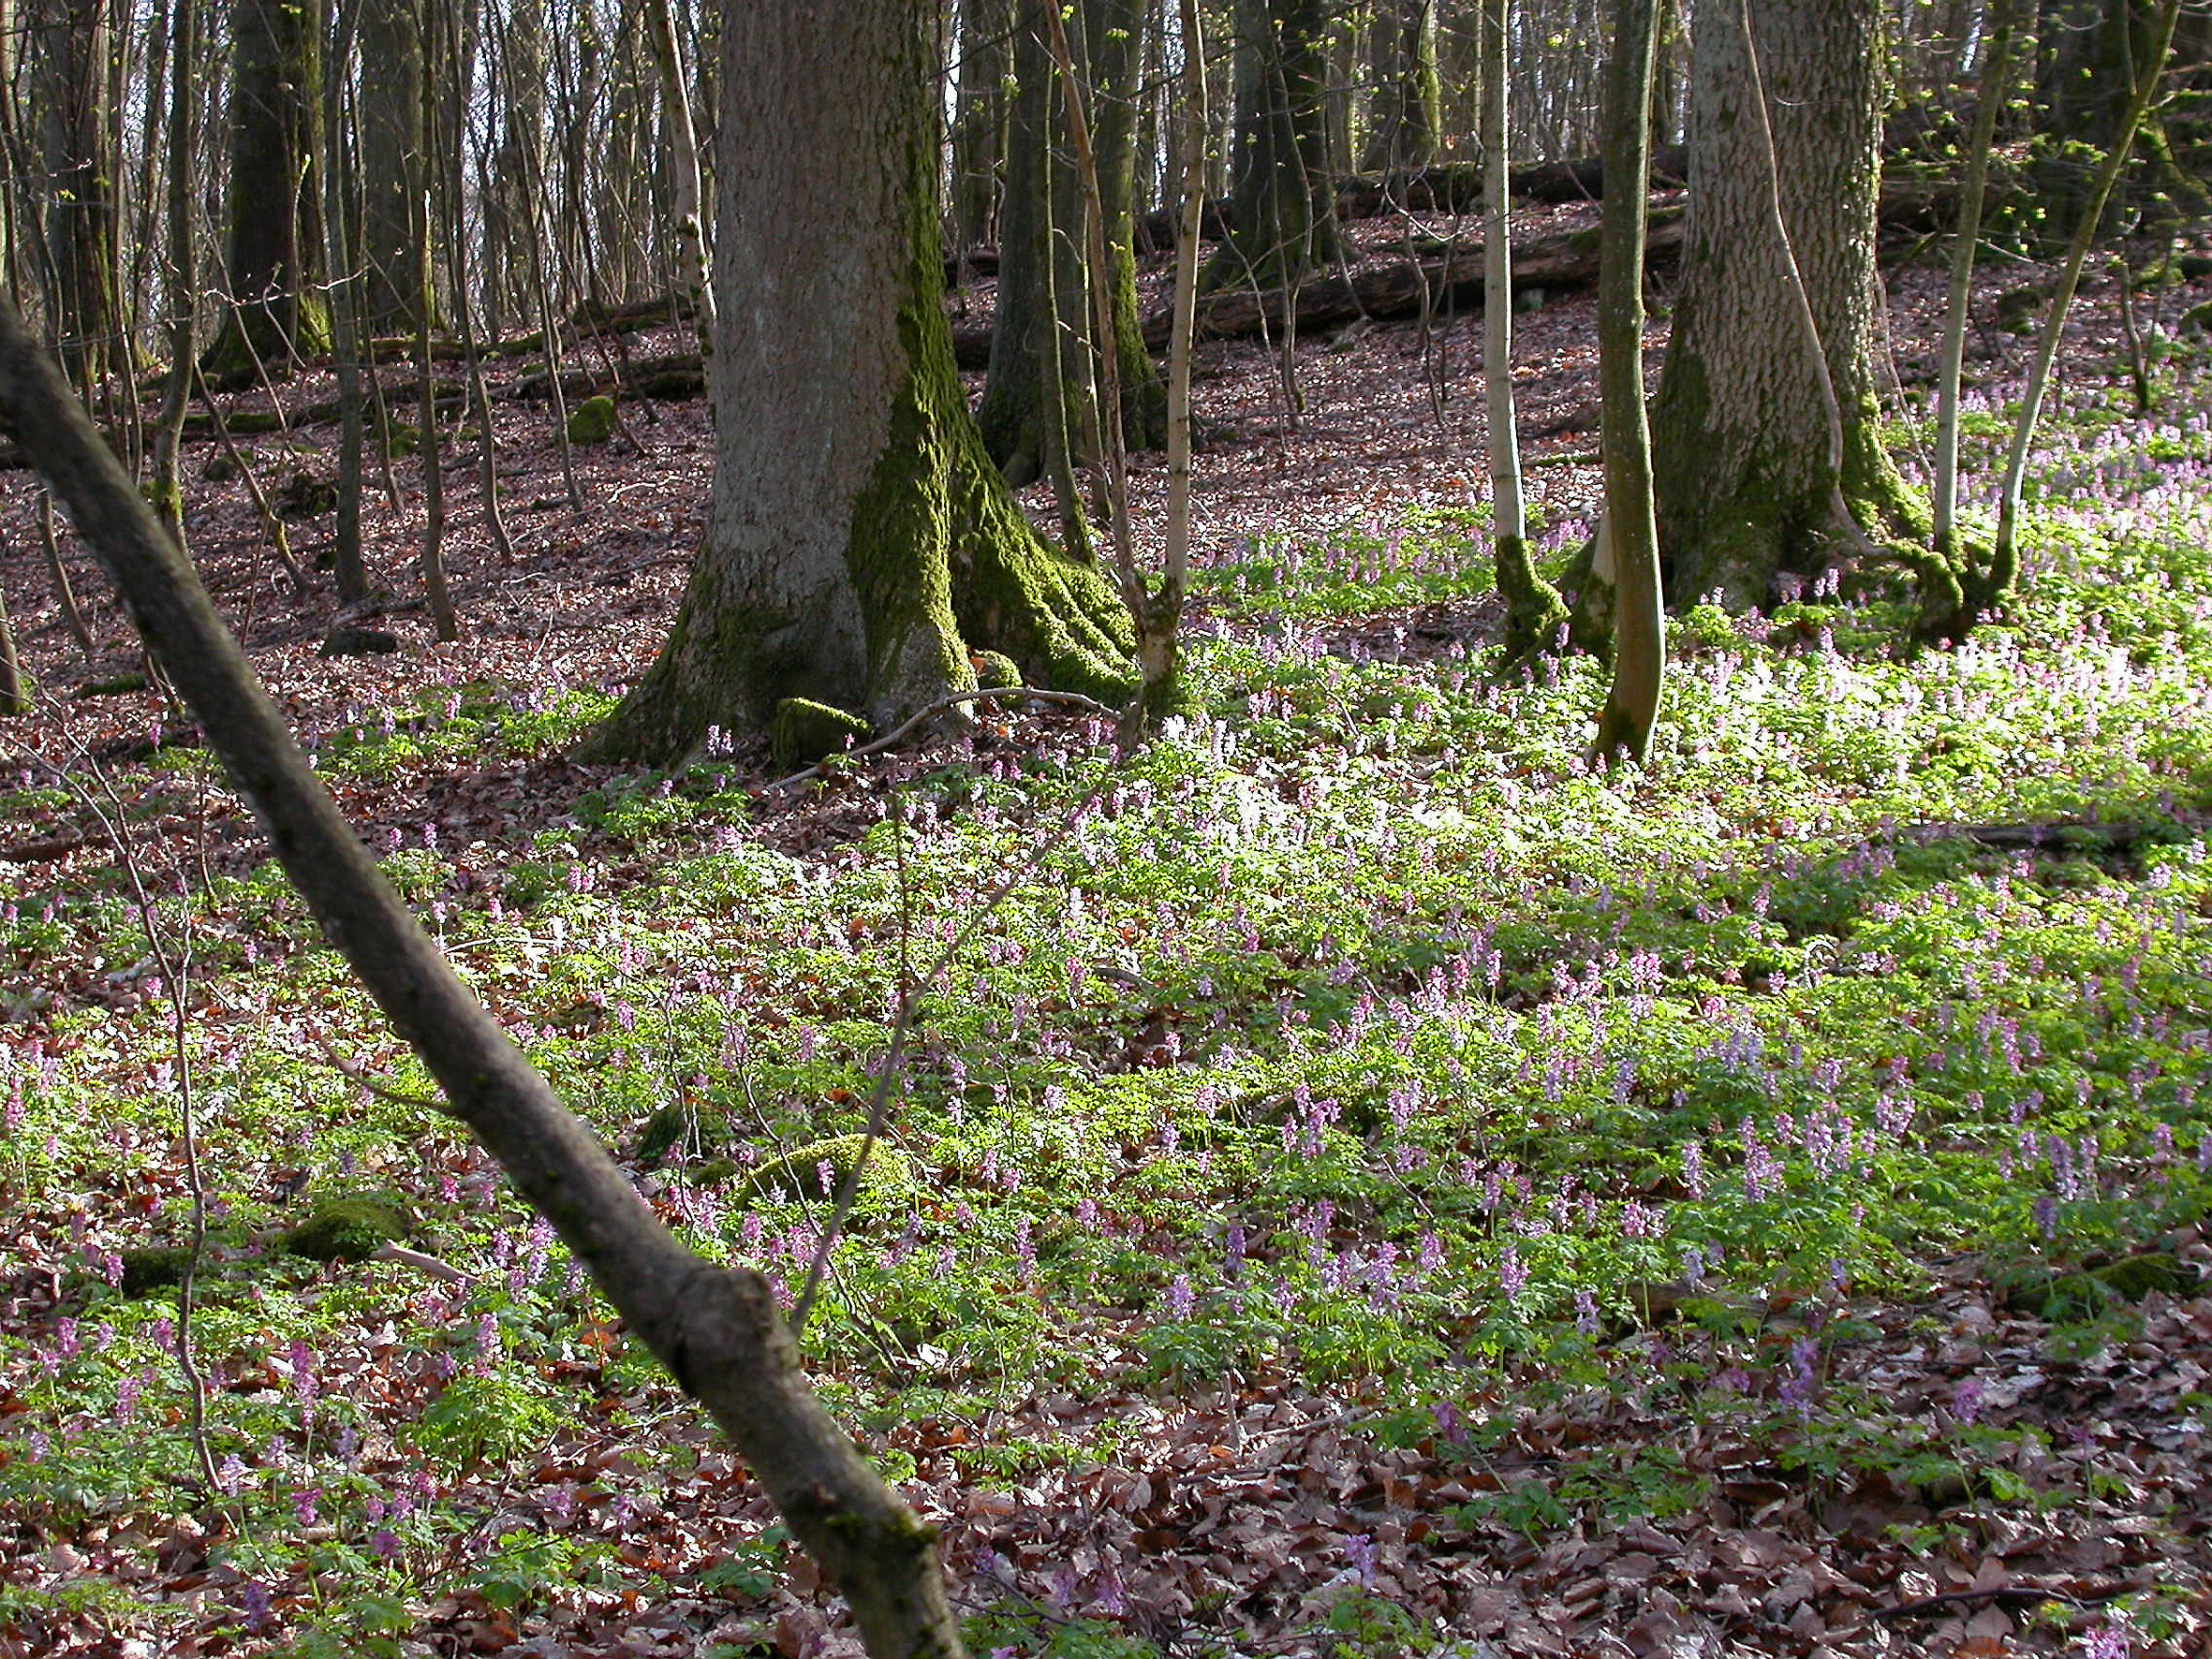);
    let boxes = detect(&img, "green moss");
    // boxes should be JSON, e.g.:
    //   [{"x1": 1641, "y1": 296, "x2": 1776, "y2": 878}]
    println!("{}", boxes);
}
[
  {"x1": 75, "y1": 673, "x2": 149, "y2": 698},
  {"x1": 1496, "y1": 532, "x2": 1571, "y2": 662},
  {"x1": 772, "y1": 697, "x2": 871, "y2": 769},
  {"x1": 281, "y1": 1194, "x2": 411, "y2": 1263},
  {"x1": 973, "y1": 650, "x2": 1023, "y2": 690},
  {"x1": 740, "y1": 1134, "x2": 912, "y2": 1202},
  {"x1": 566, "y1": 395, "x2": 618, "y2": 446},
  {"x1": 118, "y1": 1246, "x2": 194, "y2": 1296},
  {"x1": 2089, "y1": 1252, "x2": 2189, "y2": 1300}
]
